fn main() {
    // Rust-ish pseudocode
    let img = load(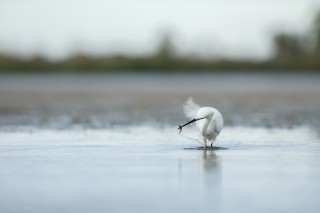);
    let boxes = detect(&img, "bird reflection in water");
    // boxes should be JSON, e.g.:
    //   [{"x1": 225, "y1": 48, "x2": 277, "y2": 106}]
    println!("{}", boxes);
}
[
  {"x1": 178, "y1": 148, "x2": 222, "y2": 188},
  {"x1": 201, "y1": 149, "x2": 222, "y2": 211},
  {"x1": 177, "y1": 149, "x2": 222, "y2": 212},
  {"x1": 202, "y1": 149, "x2": 220, "y2": 171},
  {"x1": 201, "y1": 149, "x2": 222, "y2": 186}
]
